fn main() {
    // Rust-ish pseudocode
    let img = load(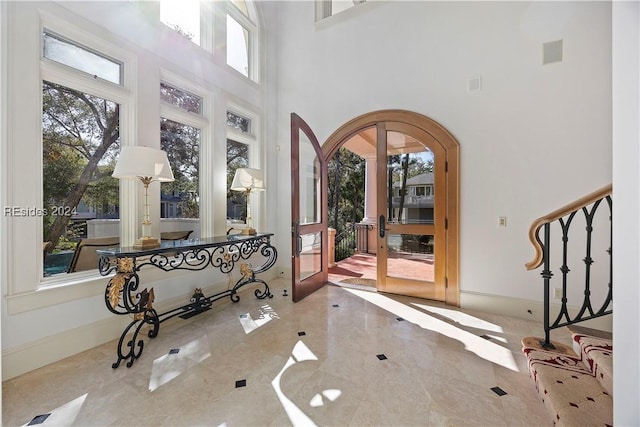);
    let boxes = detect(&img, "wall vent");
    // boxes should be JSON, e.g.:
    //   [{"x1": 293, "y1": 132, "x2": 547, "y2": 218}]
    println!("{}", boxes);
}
[
  {"x1": 543, "y1": 40, "x2": 563, "y2": 65},
  {"x1": 468, "y1": 75, "x2": 482, "y2": 93}
]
